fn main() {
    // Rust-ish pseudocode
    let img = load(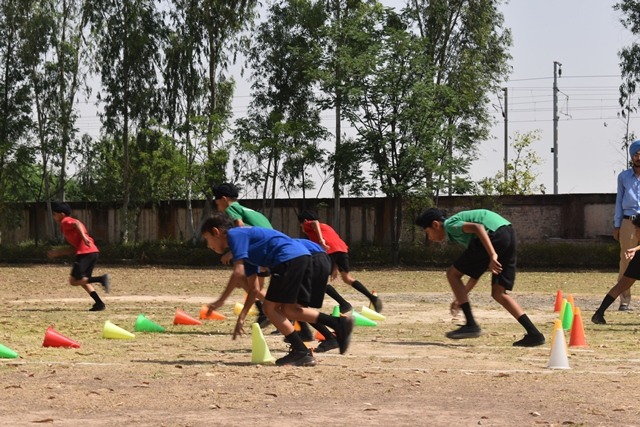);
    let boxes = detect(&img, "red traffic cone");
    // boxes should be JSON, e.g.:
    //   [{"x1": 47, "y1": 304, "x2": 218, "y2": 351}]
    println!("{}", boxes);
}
[
  {"x1": 553, "y1": 290, "x2": 563, "y2": 312},
  {"x1": 174, "y1": 308, "x2": 202, "y2": 326},
  {"x1": 43, "y1": 326, "x2": 80, "y2": 348},
  {"x1": 569, "y1": 307, "x2": 588, "y2": 348}
]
